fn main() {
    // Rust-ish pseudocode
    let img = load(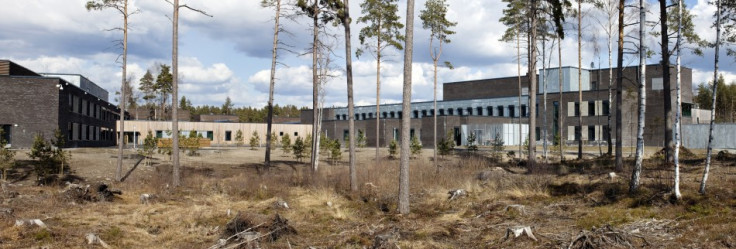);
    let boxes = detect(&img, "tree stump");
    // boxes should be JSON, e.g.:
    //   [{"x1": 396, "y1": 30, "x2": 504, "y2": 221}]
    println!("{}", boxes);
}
[{"x1": 504, "y1": 226, "x2": 537, "y2": 241}]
